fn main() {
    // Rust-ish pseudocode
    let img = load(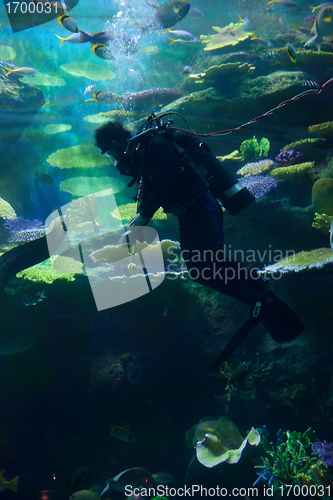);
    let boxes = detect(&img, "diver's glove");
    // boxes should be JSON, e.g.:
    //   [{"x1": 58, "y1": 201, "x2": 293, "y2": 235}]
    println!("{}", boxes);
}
[{"x1": 128, "y1": 213, "x2": 149, "y2": 227}]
